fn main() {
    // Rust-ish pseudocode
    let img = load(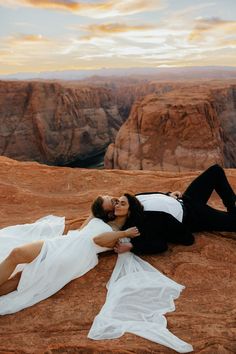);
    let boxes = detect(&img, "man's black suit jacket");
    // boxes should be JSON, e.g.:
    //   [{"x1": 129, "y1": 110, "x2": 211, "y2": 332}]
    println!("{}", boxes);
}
[{"x1": 126, "y1": 192, "x2": 194, "y2": 255}]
